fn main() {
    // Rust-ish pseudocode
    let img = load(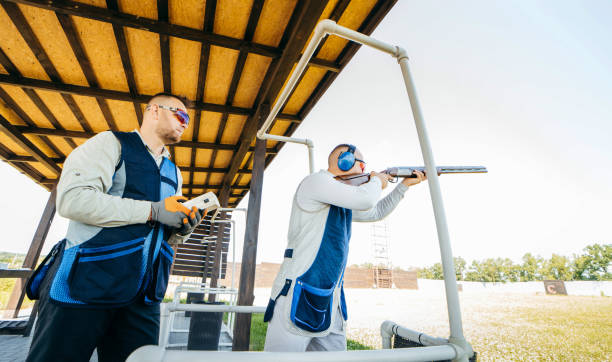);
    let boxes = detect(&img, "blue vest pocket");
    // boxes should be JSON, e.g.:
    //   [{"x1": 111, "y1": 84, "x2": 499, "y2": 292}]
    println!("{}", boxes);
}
[
  {"x1": 290, "y1": 279, "x2": 334, "y2": 333},
  {"x1": 26, "y1": 239, "x2": 65, "y2": 300},
  {"x1": 68, "y1": 238, "x2": 145, "y2": 304},
  {"x1": 145, "y1": 241, "x2": 174, "y2": 303}
]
